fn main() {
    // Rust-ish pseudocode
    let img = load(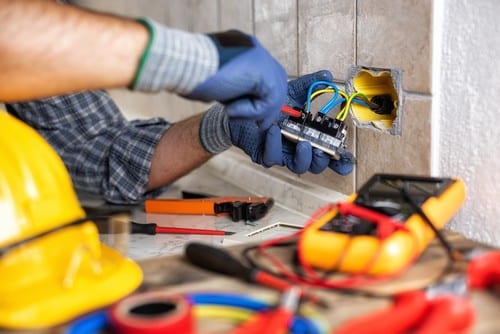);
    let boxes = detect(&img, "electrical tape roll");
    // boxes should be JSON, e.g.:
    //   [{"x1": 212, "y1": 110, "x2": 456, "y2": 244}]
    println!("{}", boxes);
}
[{"x1": 109, "y1": 291, "x2": 194, "y2": 334}]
